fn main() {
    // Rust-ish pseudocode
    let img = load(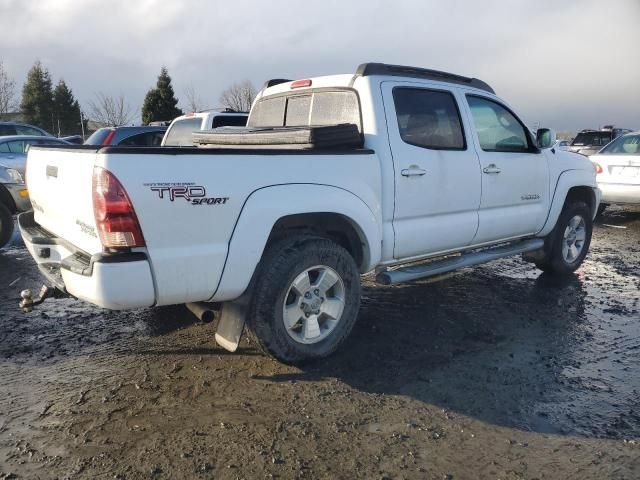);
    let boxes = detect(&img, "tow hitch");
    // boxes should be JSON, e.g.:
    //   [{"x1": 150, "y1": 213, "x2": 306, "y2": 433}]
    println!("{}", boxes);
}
[{"x1": 19, "y1": 285, "x2": 66, "y2": 313}]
